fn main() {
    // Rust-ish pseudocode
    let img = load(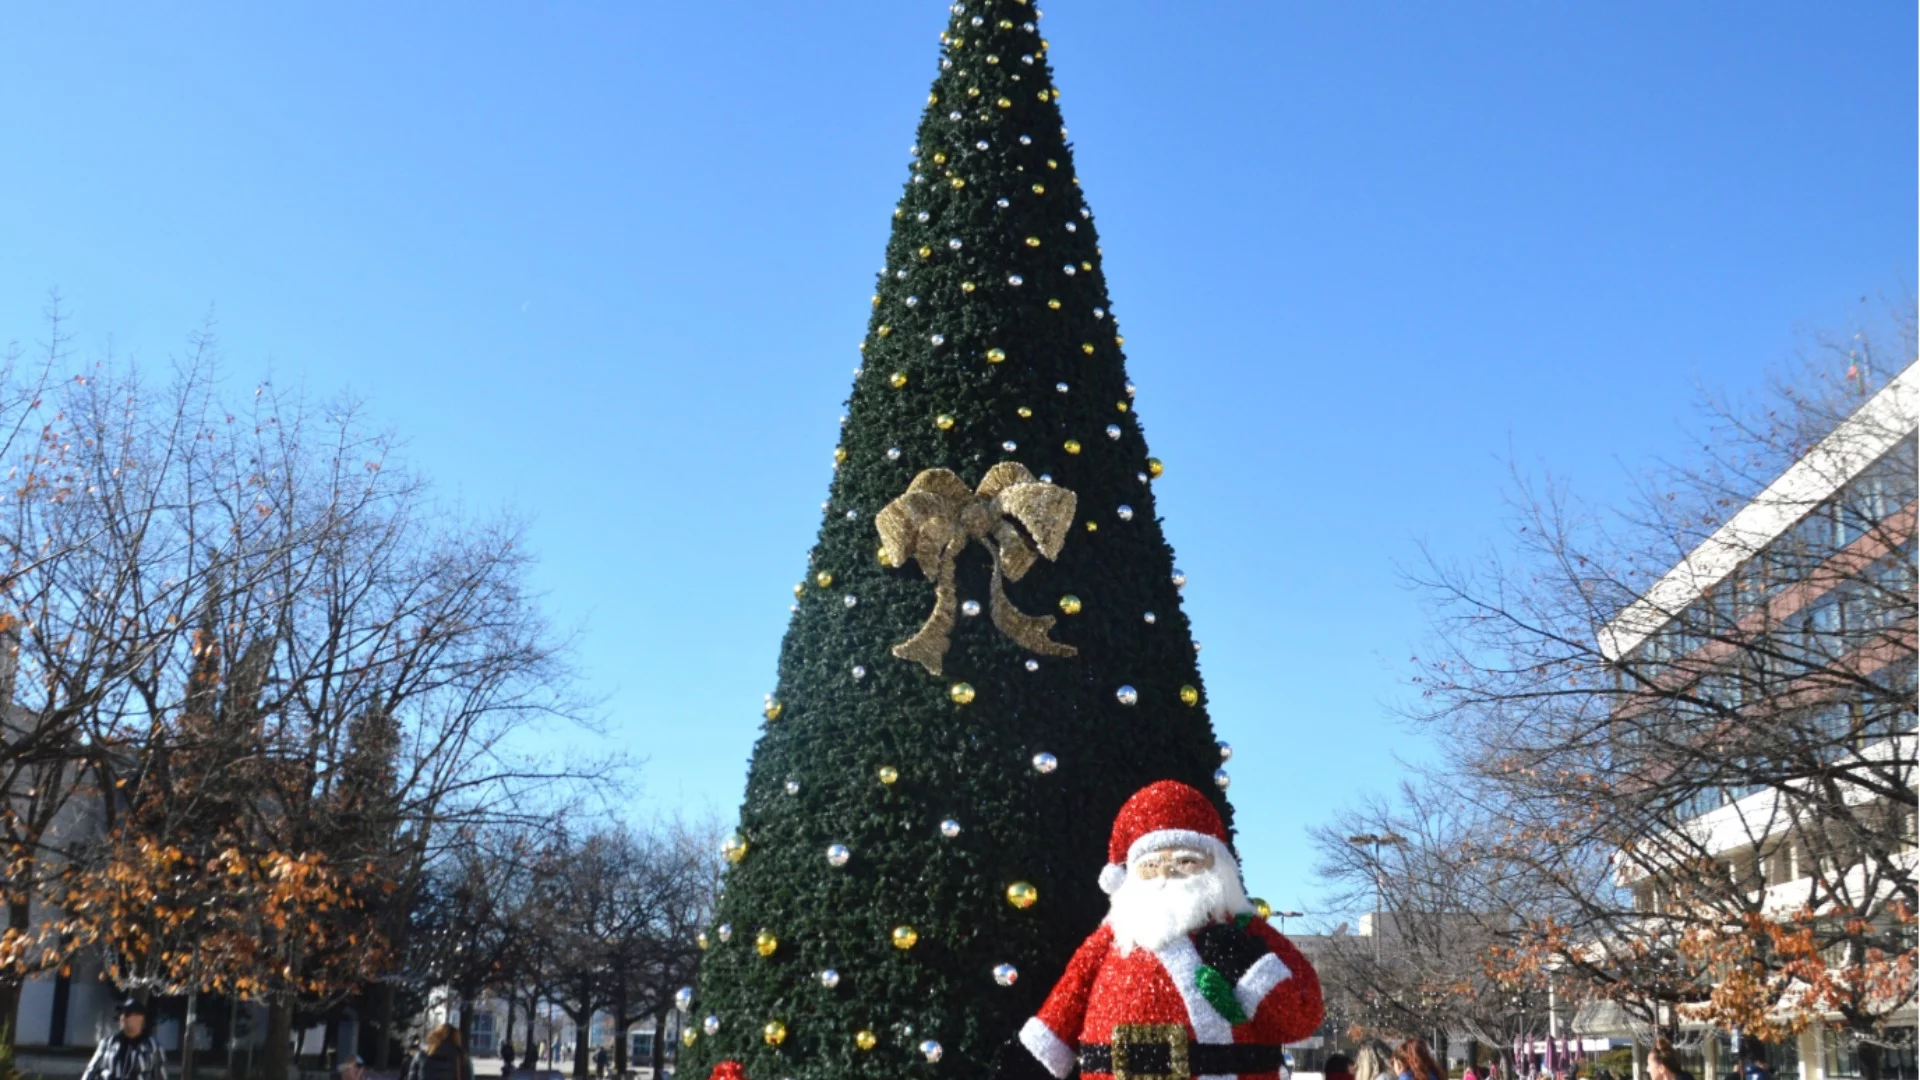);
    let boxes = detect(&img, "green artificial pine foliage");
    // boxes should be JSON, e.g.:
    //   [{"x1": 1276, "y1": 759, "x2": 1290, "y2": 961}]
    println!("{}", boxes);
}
[{"x1": 685, "y1": 3, "x2": 1234, "y2": 1078}]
